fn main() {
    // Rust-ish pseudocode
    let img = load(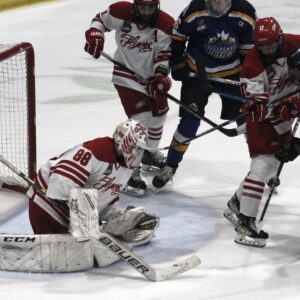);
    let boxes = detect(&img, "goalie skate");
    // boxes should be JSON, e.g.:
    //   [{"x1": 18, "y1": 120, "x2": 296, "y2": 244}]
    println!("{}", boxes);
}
[
  {"x1": 234, "y1": 213, "x2": 268, "y2": 248},
  {"x1": 123, "y1": 169, "x2": 146, "y2": 197},
  {"x1": 223, "y1": 194, "x2": 240, "y2": 226},
  {"x1": 141, "y1": 150, "x2": 166, "y2": 174}
]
